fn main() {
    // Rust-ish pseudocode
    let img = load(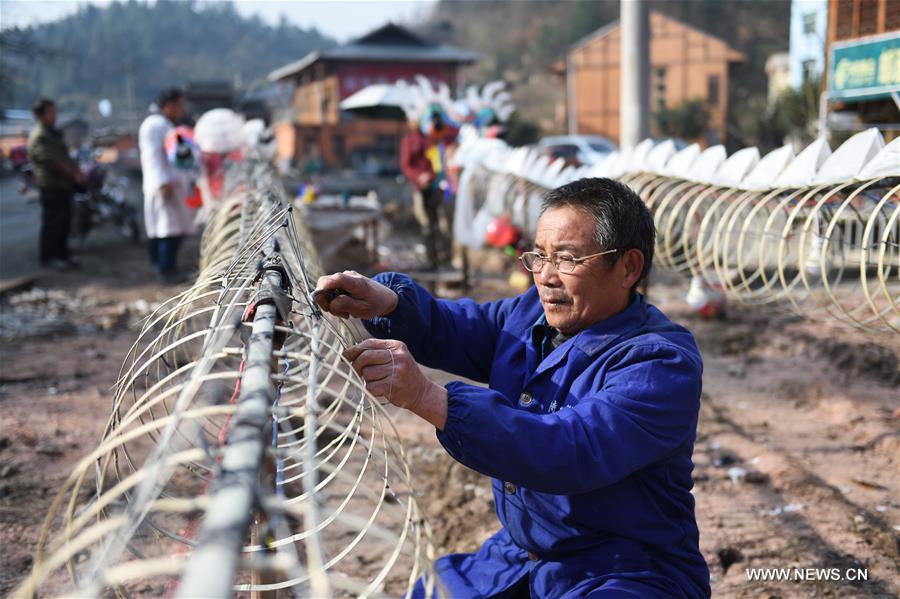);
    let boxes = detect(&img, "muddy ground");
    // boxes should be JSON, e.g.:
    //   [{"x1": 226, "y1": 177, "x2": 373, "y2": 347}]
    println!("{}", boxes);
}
[{"x1": 1, "y1": 214, "x2": 898, "y2": 598}]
